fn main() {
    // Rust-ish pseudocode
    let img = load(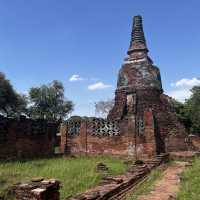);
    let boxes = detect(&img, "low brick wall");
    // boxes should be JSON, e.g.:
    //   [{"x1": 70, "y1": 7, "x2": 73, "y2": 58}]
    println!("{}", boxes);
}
[
  {"x1": 66, "y1": 153, "x2": 169, "y2": 200},
  {"x1": 165, "y1": 134, "x2": 191, "y2": 152},
  {"x1": 0, "y1": 116, "x2": 59, "y2": 160},
  {"x1": 14, "y1": 178, "x2": 60, "y2": 200},
  {"x1": 60, "y1": 113, "x2": 158, "y2": 159}
]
